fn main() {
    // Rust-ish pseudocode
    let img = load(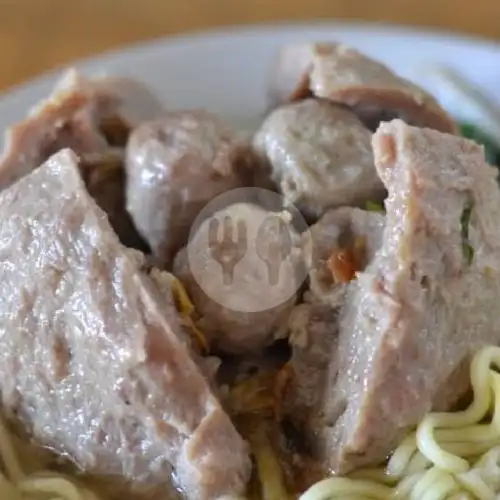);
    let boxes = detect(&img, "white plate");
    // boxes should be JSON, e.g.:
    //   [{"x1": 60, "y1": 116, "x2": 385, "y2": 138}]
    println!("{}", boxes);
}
[{"x1": 1, "y1": 21, "x2": 500, "y2": 137}]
